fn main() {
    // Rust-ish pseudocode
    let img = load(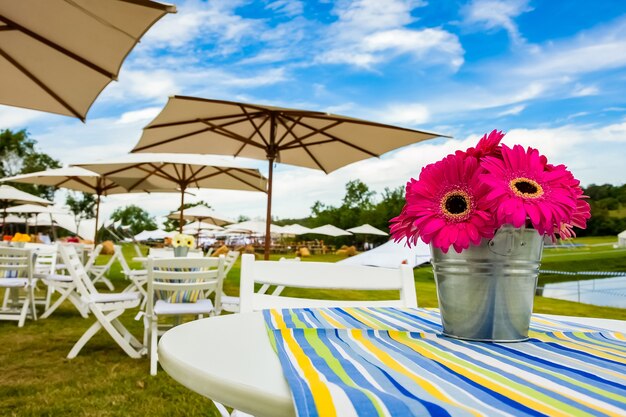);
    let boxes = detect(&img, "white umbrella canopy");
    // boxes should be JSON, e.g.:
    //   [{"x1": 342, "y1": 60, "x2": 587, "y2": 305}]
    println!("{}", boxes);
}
[
  {"x1": 75, "y1": 153, "x2": 267, "y2": 232},
  {"x1": 182, "y1": 220, "x2": 224, "y2": 231},
  {"x1": 0, "y1": 0, "x2": 176, "y2": 121},
  {"x1": 346, "y1": 224, "x2": 389, "y2": 236},
  {"x1": 130, "y1": 96, "x2": 446, "y2": 258},
  {"x1": 0, "y1": 166, "x2": 157, "y2": 243},
  {"x1": 5, "y1": 204, "x2": 68, "y2": 214},
  {"x1": 0, "y1": 184, "x2": 51, "y2": 206},
  {"x1": 167, "y1": 205, "x2": 234, "y2": 226},
  {"x1": 134, "y1": 229, "x2": 172, "y2": 241},
  {"x1": 225, "y1": 221, "x2": 283, "y2": 235},
  {"x1": 280, "y1": 224, "x2": 313, "y2": 235},
  {"x1": 309, "y1": 224, "x2": 352, "y2": 237}
]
